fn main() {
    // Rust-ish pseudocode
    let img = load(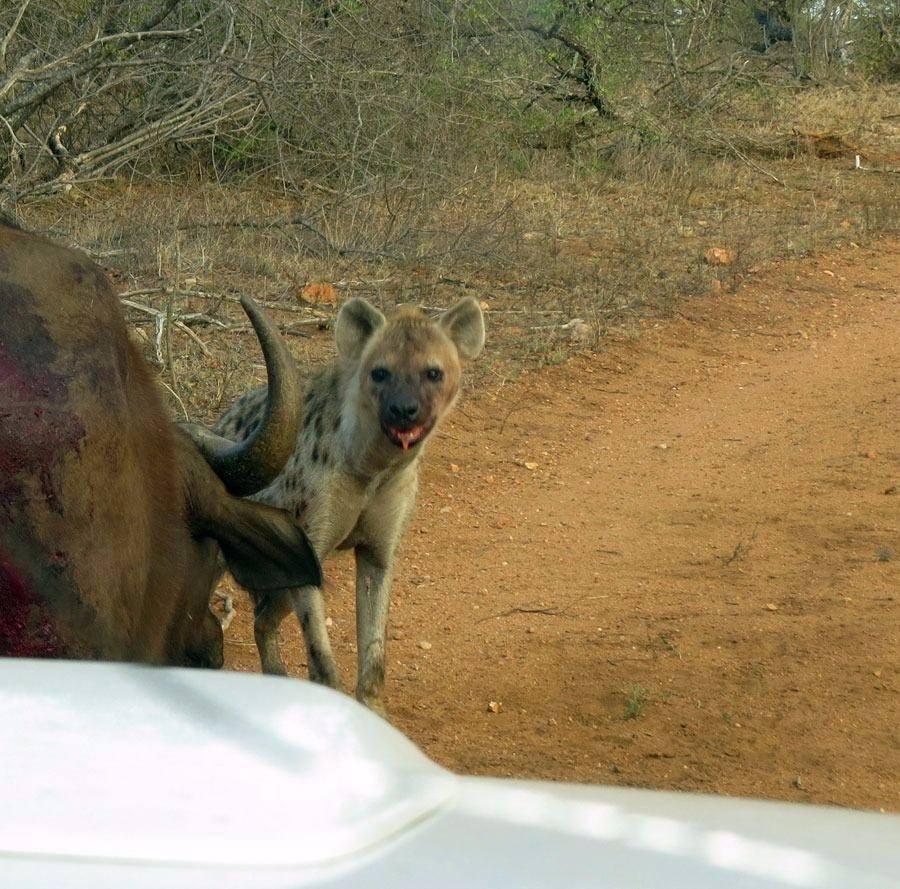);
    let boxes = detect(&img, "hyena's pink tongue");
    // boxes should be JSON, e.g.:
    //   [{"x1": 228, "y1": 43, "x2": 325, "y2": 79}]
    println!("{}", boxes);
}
[{"x1": 397, "y1": 427, "x2": 424, "y2": 449}]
